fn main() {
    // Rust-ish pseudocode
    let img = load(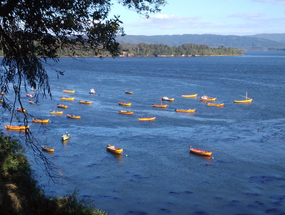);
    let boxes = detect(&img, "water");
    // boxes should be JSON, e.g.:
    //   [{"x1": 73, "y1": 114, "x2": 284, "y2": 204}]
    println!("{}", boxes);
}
[{"x1": 2, "y1": 51, "x2": 285, "y2": 214}]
